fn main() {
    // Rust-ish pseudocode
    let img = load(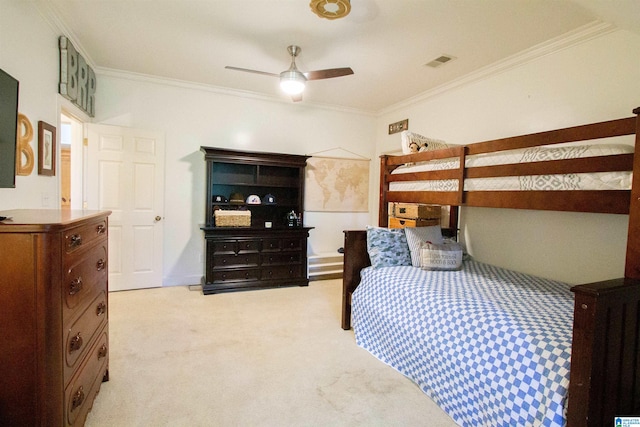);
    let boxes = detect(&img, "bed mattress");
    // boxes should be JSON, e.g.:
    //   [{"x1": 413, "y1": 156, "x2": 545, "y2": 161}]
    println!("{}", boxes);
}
[
  {"x1": 389, "y1": 143, "x2": 633, "y2": 192},
  {"x1": 352, "y1": 261, "x2": 574, "y2": 426}
]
